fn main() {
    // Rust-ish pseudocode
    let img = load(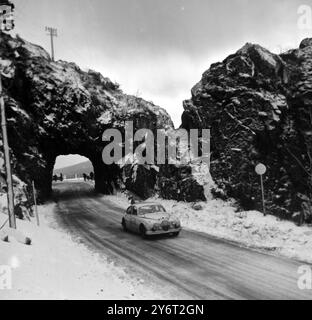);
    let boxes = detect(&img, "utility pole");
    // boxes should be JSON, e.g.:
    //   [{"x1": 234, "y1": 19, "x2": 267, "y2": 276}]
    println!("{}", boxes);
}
[
  {"x1": 0, "y1": 0, "x2": 16, "y2": 229},
  {"x1": 0, "y1": 77, "x2": 16, "y2": 229},
  {"x1": 45, "y1": 26, "x2": 57, "y2": 61}
]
